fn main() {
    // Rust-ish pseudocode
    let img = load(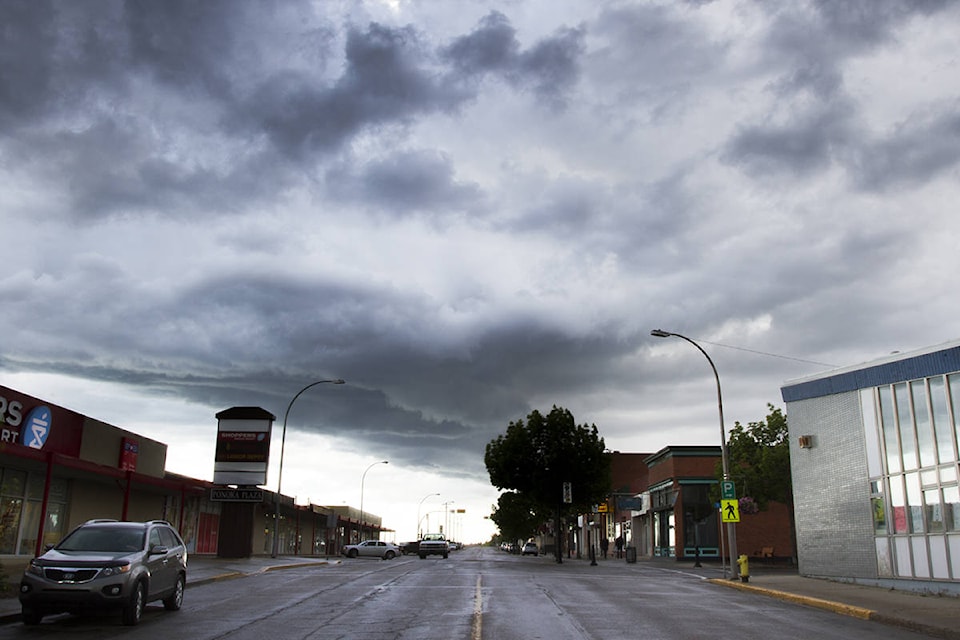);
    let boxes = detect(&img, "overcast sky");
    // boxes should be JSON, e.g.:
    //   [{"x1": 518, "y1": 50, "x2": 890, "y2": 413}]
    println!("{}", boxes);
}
[{"x1": 3, "y1": 0, "x2": 959, "y2": 544}]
